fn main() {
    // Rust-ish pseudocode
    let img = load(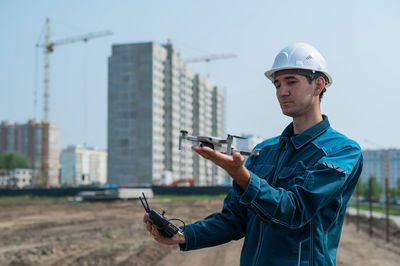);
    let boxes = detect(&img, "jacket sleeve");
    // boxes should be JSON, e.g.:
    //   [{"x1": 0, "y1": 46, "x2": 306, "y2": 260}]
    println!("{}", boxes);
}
[
  {"x1": 232, "y1": 143, "x2": 363, "y2": 229},
  {"x1": 179, "y1": 189, "x2": 247, "y2": 251}
]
